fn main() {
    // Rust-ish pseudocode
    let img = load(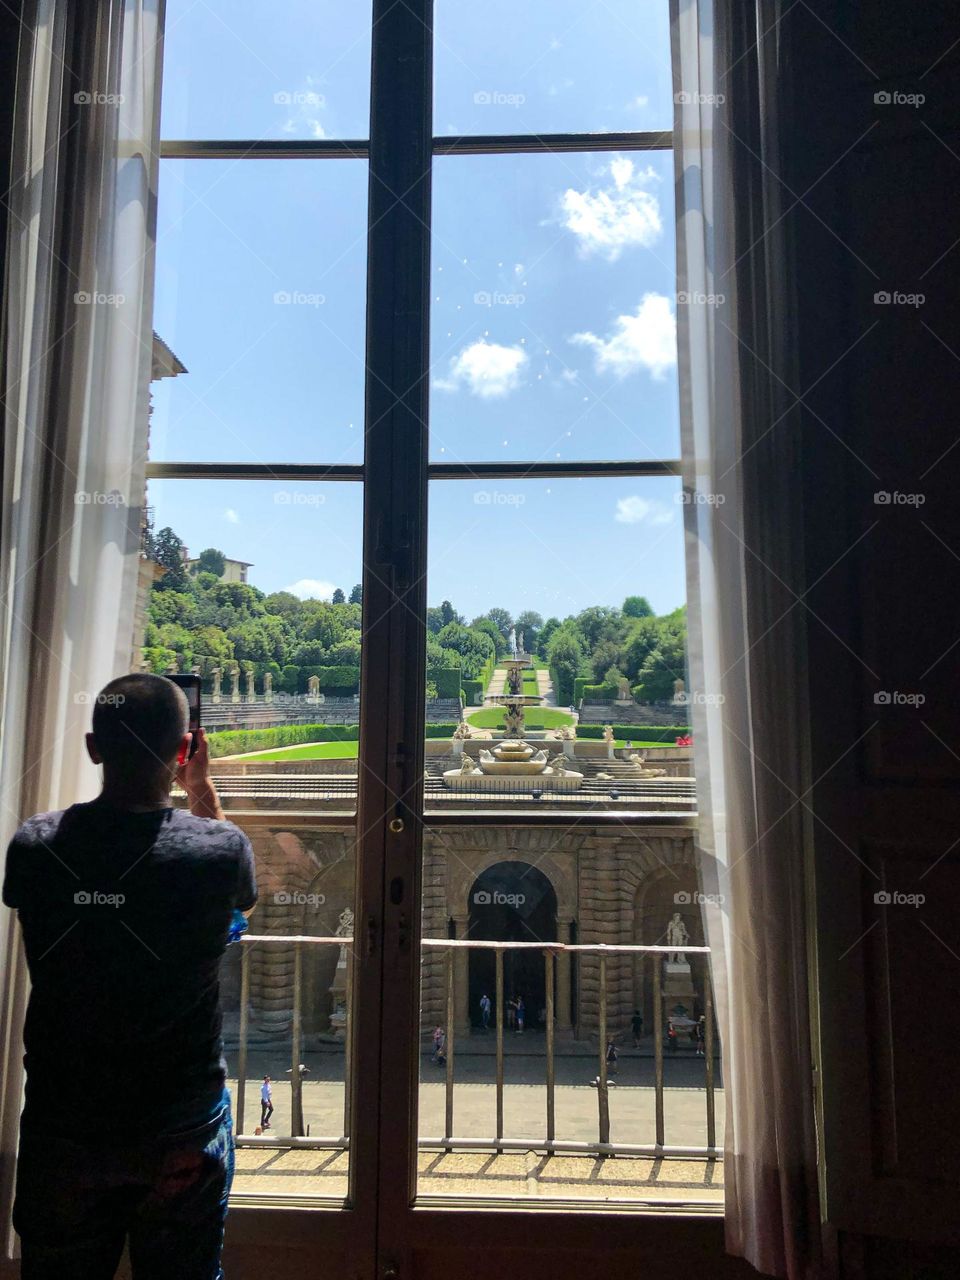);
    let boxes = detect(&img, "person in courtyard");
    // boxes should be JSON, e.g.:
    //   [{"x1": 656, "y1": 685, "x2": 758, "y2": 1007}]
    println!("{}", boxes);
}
[
  {"x1": 479, "y1": 992, "x2": 492, "y2": 1031},
  {"x1": 696, "y1": 1015, "x2": 706, "y2": 1056},
  {"x1": 632, "y1": 1008, "x2": 644, "y2": 1047},
  {"x1": 506, "y1": 997, "x2": 517, "y2": 1031},
  {"x1": 3, "y1": 673, "x2": 257, "y2": 1279},
  {"x1": 515, "y1": 994, "x2": 525, "y2": 1032},
  {"x1": 260, "y1": 1076, "x2": 274, "y2": 1128},
  {"x1": 432, "y1": 1026, "x2": 446, "y2": 1065},
  {"x1": 667, "y1": 1019, "x2": 678, "y2": 1052},
  {"x1": 606, "y1": 1039, "x2": 619, "y2": 1074}
]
